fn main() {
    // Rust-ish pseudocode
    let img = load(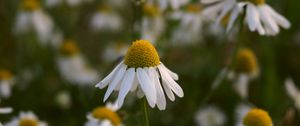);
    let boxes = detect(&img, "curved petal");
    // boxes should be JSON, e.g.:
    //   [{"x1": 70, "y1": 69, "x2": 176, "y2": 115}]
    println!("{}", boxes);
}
[
  {"x1": 148, "y1": 68, "x2": 166, "y2": 110},
  {"x1": 264, "y1": 4, "x2": 291, "y2": 29},
  {"x1": 258, "y1": 5, "x2": 279, "y2": 35},
  {"x1": 161, "y1": 63, "x2": 178, "y2": 80},
  {"x1": 285, "y1": 78, "x2": 299, "y2": 100},
  {"x1": 117, "y1": 68, "x2": 135, "y2": 108},
  {"x1": 246, "y1": 3, "x2": 259, "y2": 31},
  {"x1": 137, "y1": 68, "x2": 156, "y2": 108},
  {"x1": 162, "y1": 80, "x2": 175, "y2": 101},
  {"x1": 95, "y1": 61, "x2": 124, "y2": 89}
]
